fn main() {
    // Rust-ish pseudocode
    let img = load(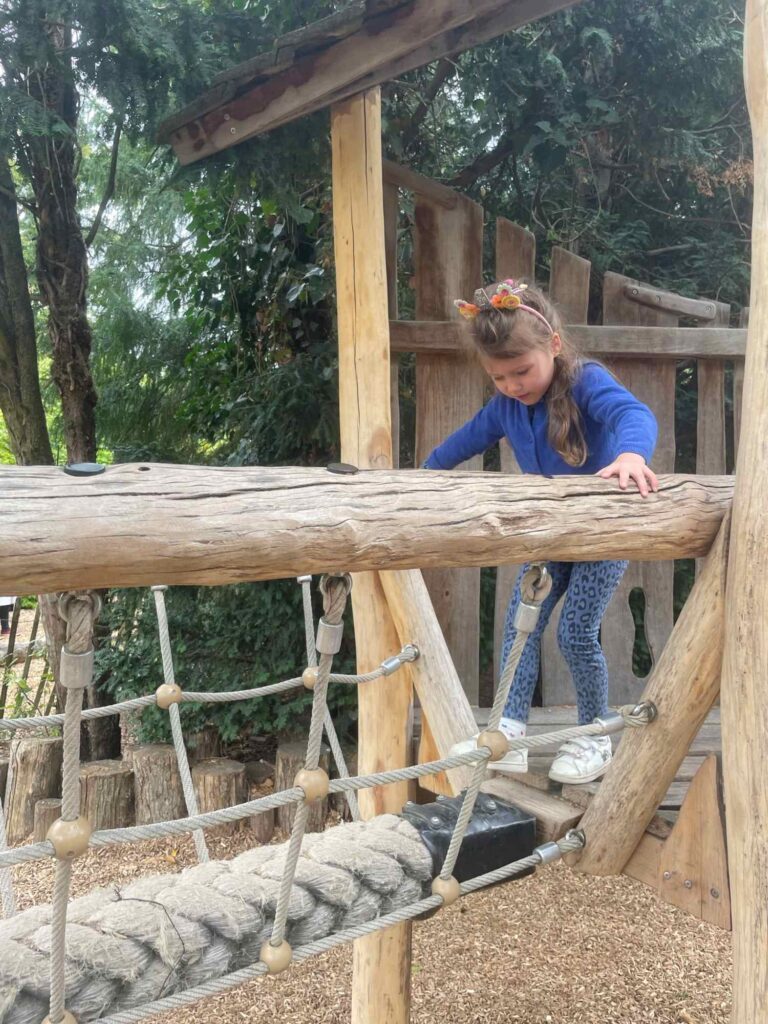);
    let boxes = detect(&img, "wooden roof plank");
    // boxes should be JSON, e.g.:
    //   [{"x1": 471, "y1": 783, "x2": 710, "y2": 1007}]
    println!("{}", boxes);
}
[{"x1": 160, "y1": 0, "x2": 580, "y2": 162}]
